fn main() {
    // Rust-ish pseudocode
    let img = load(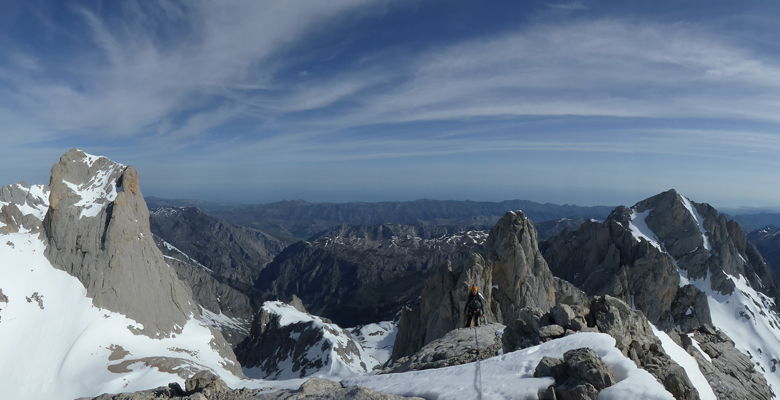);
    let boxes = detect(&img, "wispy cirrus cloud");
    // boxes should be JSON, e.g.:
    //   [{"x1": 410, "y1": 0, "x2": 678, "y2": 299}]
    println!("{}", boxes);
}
[{"x1": 2, "y1": 1, "x2": 780, "y2": 205}]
